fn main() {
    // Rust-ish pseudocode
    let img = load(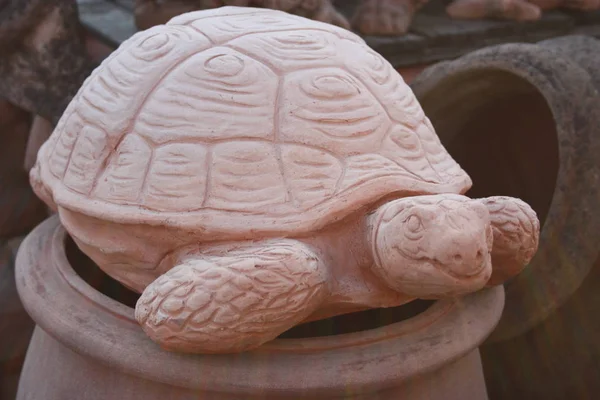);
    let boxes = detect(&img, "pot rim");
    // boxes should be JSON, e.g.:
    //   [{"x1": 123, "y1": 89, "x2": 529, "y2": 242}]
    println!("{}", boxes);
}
[{"x1": 16, "y1": 216, "x2": 504, "y2": 396}]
